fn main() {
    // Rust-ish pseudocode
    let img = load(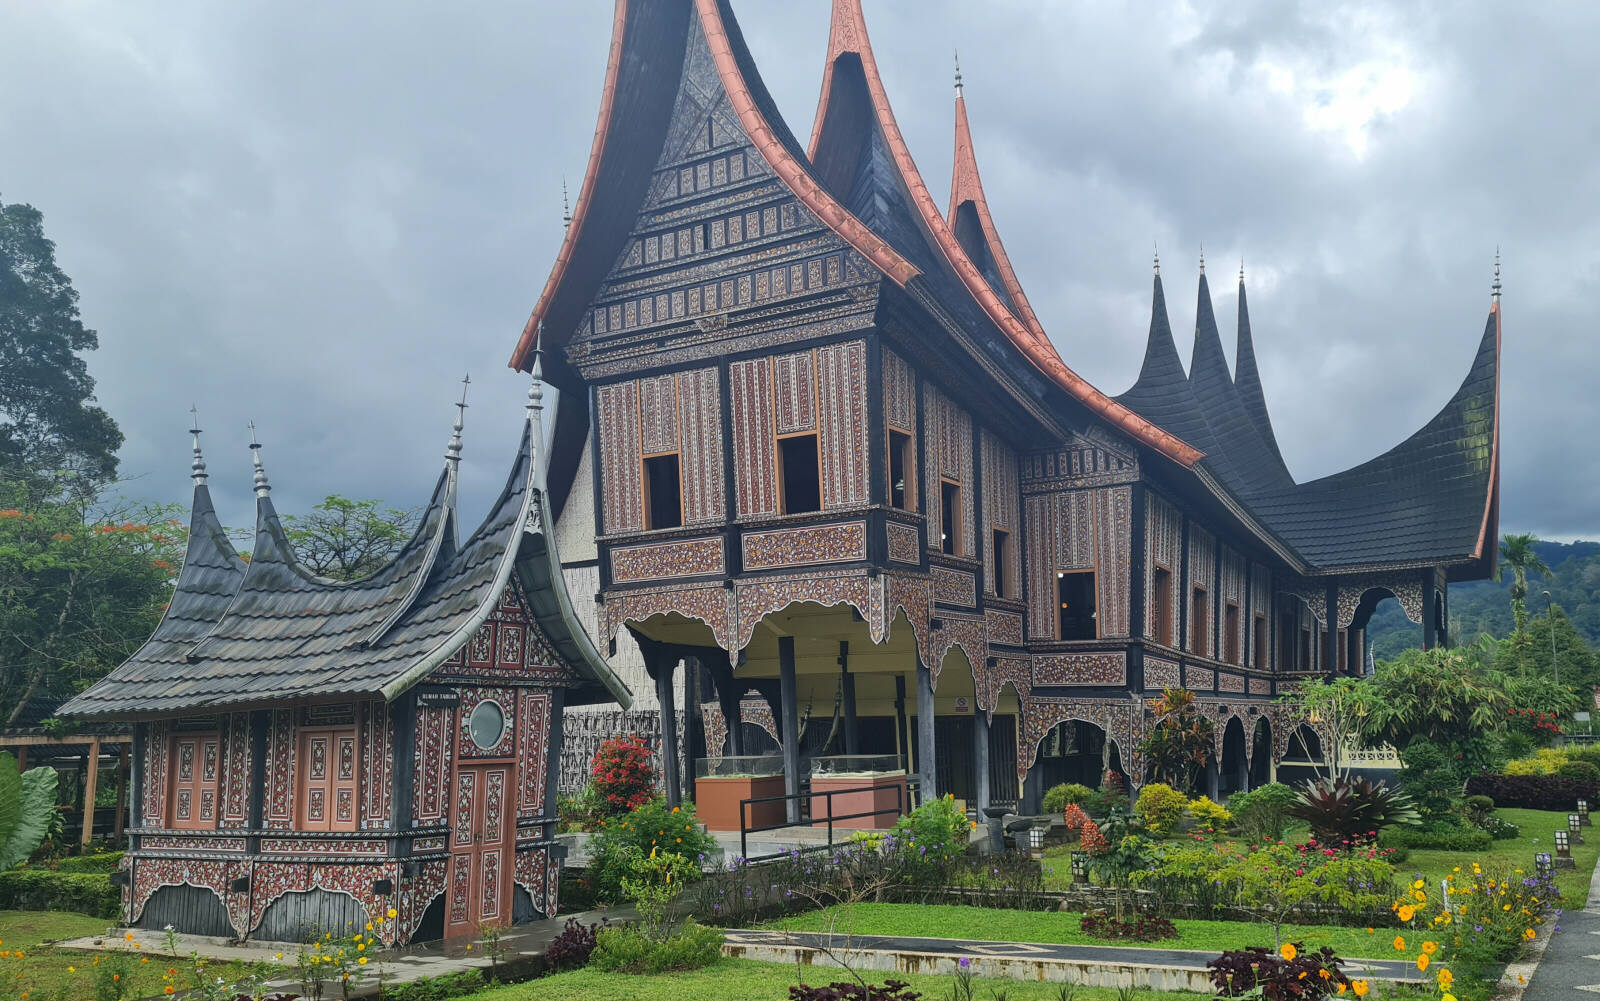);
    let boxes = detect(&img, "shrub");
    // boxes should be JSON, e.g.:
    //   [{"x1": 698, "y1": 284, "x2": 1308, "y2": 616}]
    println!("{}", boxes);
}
[
  {"x1": 1397, "y1": 738, "x2": 1463, "y2": 823},
  {"x1": 1426, "y1": 862, "x2": 1560, "y2": 969},
  {"x1": 1465, "y1": 773, "x2": 1599, "y2": 811},
  {"x1": 890, "y1": 794, "x2": 972, "y2": 871},
  {"x1": 1079, "y1": 908, "x2": 1176, "y2": 942},
  {"x1": 49, "y1": 851, "x2": 124, "y2": 873},
  {"x1": 1376, "y1": 825, "x2": 1492, "y2": 852},
  {"x1": 789, "y1": 980, "x2": 921, "y2": 1000},
  {"x1": 1288, "y1": 776, "x2": 1419, "y2": 844},
  {"x1": 1567, "y1": 744, "x2": 1600, "y2": 768},
  {"x1": 1187, "y1": 795, "x2": 1231, "y2": 832},
  {"x1": 544, "y1": 917, "x2": 602, "y2": 972},
  {"x1": 1134, "y1": 783, "x2": 1189, "y2": 837},
  {"x1": 1229, "y1": 783, "x2": 1296, "y2": 843},
  {"x1": 385, "y1": 970, "x2": 486, "y2": 1001},
  {"x1": 0, "y1": 868, "x2": 118, "y2": 917},
  {"x1": 1559, "y1": 760, "x2": 1600, "y2": 784},
  {"x1": 1042, "y1": 783, "x2": 1093, "y2": 813},
  {"x1": 1504, "y1": 748, "x2": 1569, "y2": 776},
  {"x1": 1208, "y1": 944, "x2": 1351, "y2": 1000},
  {"x1": 1461, "y1": 795, "x2": 1496, "y2": 827},
  {"x1": 591, "y1": 734, "x2": 657, "y2": 813},
  {"x1": 588, "y1": 797, "x2": 717, "y2": 902},
  {"x1": 589, "y1": 920, "x2": 723, "y2": 974}
]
